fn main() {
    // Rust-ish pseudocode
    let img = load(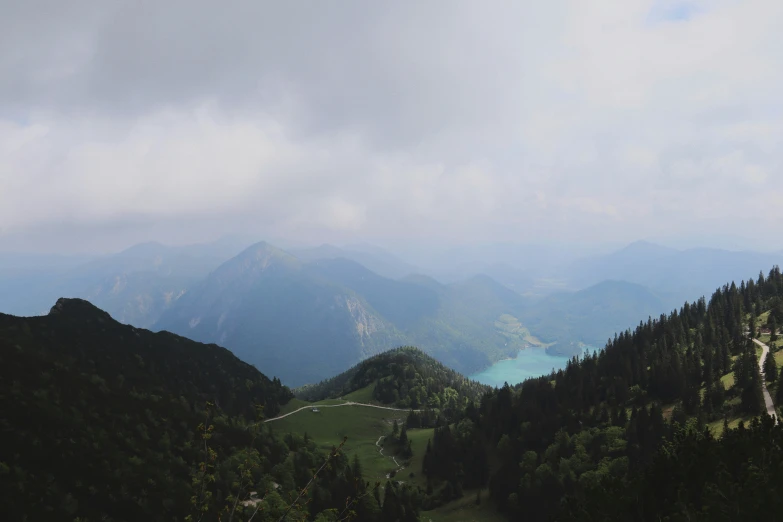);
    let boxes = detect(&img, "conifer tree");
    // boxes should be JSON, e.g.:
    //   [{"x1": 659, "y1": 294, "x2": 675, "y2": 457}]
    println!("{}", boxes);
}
[
  {"x1": 392, "y1": 419, "x2": 399, "y2": 437},
  {"x1": 771, "y1": 316, "x2": 779, "y2": 342},
  {"x1": 764, "y1": 351, "x2": 777, "y2": 382},
  {"x1": 423, "y1": 439, "x2": 432, "y2": 476}
]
